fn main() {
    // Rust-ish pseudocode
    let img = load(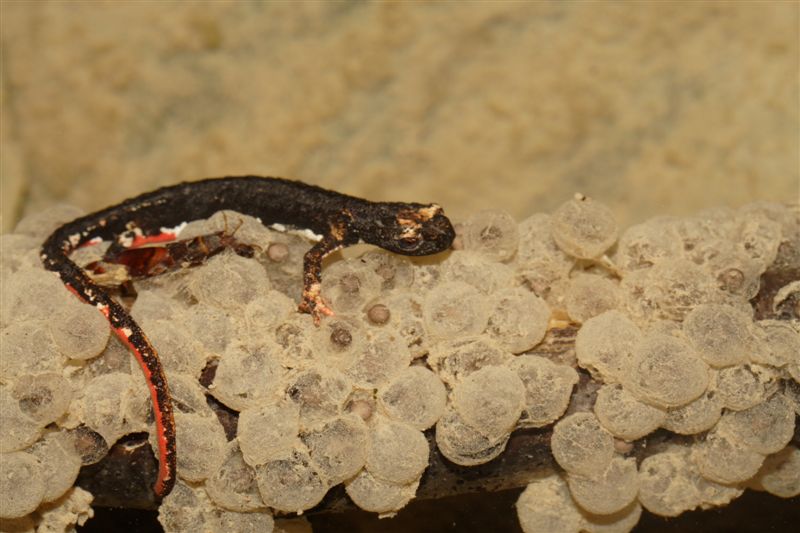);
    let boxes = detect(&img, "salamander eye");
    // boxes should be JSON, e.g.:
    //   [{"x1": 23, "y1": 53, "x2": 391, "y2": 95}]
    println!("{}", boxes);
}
[
  {"x1": 421, "y1": 225, "x2": 439, "y2": 241},
  {"x1": 396, "y1": 237, "x2": 421, "y2": 251}
]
